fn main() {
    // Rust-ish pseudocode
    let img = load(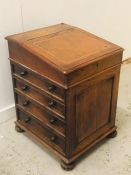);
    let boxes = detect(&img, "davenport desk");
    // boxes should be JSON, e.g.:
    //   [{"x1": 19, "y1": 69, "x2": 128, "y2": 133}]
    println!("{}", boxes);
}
[{"x1": 6, "y1": 23, "x2": 123, "y2": 170}]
